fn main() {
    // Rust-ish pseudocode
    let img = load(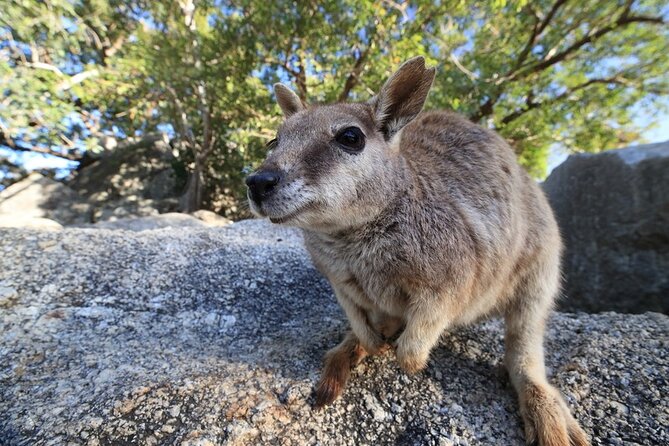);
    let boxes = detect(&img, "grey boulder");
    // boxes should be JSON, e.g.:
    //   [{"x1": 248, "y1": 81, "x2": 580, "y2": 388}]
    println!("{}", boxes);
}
[
  {"x1": 0, "y1": 172, "x2": 91, "y2": 225},
  {"x1": 0, "y1": 220, "x2": 667, "y2": 445},
  {"x1": 73, "y1": 212, "x2": 232, "y2": 231},
  {"x1": 67, "y1": 134, "x2": 181, "y2": 222},
  {"x1": 543, "y1": 141, "x2": 669, "y2": 313},
  {"x1": 82, "y1": 212, "x2": 209, "y2": 231}
]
